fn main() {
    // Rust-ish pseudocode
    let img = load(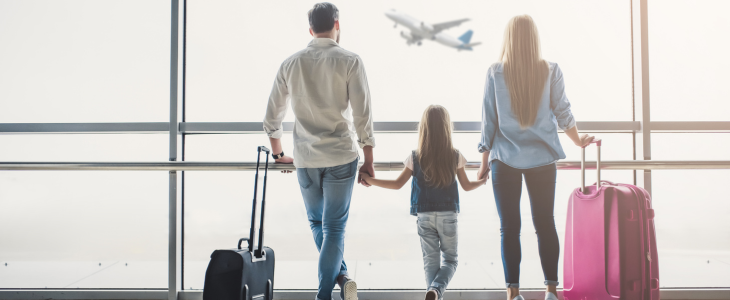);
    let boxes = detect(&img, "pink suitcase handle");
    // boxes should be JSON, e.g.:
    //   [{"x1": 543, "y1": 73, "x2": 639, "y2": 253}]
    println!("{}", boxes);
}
[{"x1": 581, "y1": 139, "x2": 602, "y2": 193}]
